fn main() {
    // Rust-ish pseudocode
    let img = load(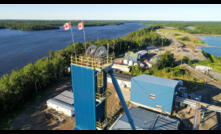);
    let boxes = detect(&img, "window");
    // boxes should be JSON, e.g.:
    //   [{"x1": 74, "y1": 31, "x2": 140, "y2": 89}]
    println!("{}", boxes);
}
[{"x1": 149, "y1": 94, "x2": 156, "y2": 99}]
